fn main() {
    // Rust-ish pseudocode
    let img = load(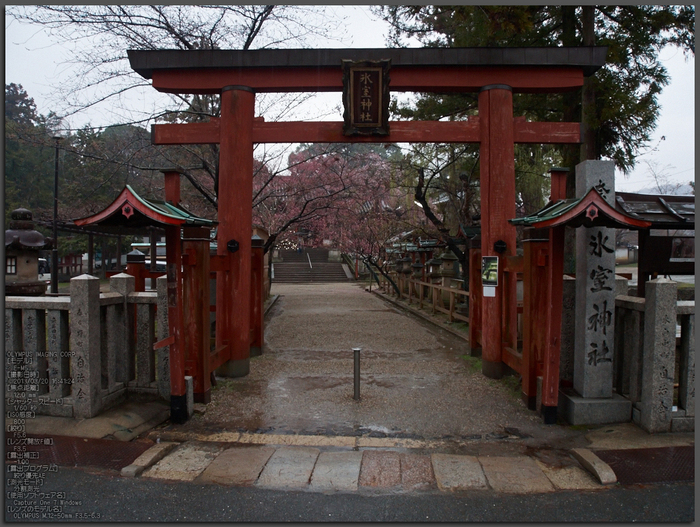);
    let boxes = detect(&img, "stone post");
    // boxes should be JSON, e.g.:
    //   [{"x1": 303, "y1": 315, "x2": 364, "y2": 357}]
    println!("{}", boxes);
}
[
  {"x1": 639, "y1": 278, "x2": 677, "y2": 433},
  {"x1": 47, "y1": 309, "x2": 70, "y2": 399},
  {"x1": 5, "y1": 309, "x2": 22, "y2": 401},
  {"x1": 23, "y1": 308, "x2": 47, "y2": 397},
  {"x1": 135, "y1": 296, "x2": 156, "y2": 387},
  {"x1": 156, "y1": 275, "x2": 171, "y2": 400},
  {"x1": 559, "y1": 161, "x2": 631, "y2": 425},
  {"x1": 110, "y1": 273, "x2": 135, "y2": 383},
  {"x1": 70, "y1": 274, "x2": 102, "y2": 418},
  {"x1": 574, "y1": 160, "x2": 617, "y2": 398},
  {"x1": 678, "y1": 311, "x2": 695, "y2": 420}
]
